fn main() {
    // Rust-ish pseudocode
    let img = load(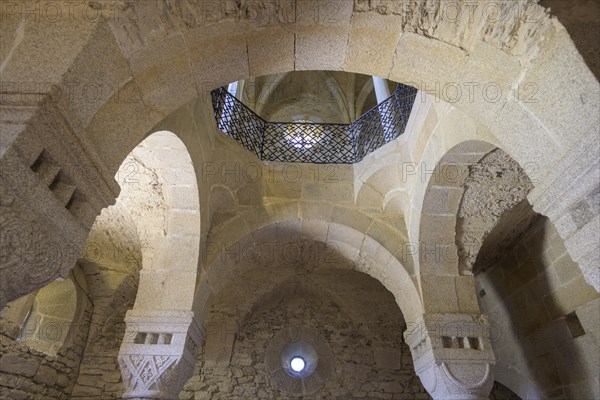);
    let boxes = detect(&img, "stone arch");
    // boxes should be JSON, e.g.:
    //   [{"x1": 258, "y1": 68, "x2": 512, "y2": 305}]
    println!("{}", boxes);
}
[
  {"x1": 194, "y1": 220, "x2": 423, "y2": 326},
  {"x1": 475, "y1": 209, "x2": 599, "y2": 399},
  {"x1": 114, "y1": 131, "x2": 203, "y2": 399},
  {"x1": 2, "y1": 1, "x2": 598, "y2": 306},
  {"x1": 3, "y1": 0, "x2": 592, "y2": 177},
  {"x1": 115, "y1": 130, "x2": 201, "y2": 312},
  {"x1": 17, "y1": 274, "x2": 83, "y2": 356},
  {"x1": 192, "y1": 265, "x2": 420, "y2": 398},
  {"x1": 416, "y1": 140, "x2": 536, "y2": 312}
]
